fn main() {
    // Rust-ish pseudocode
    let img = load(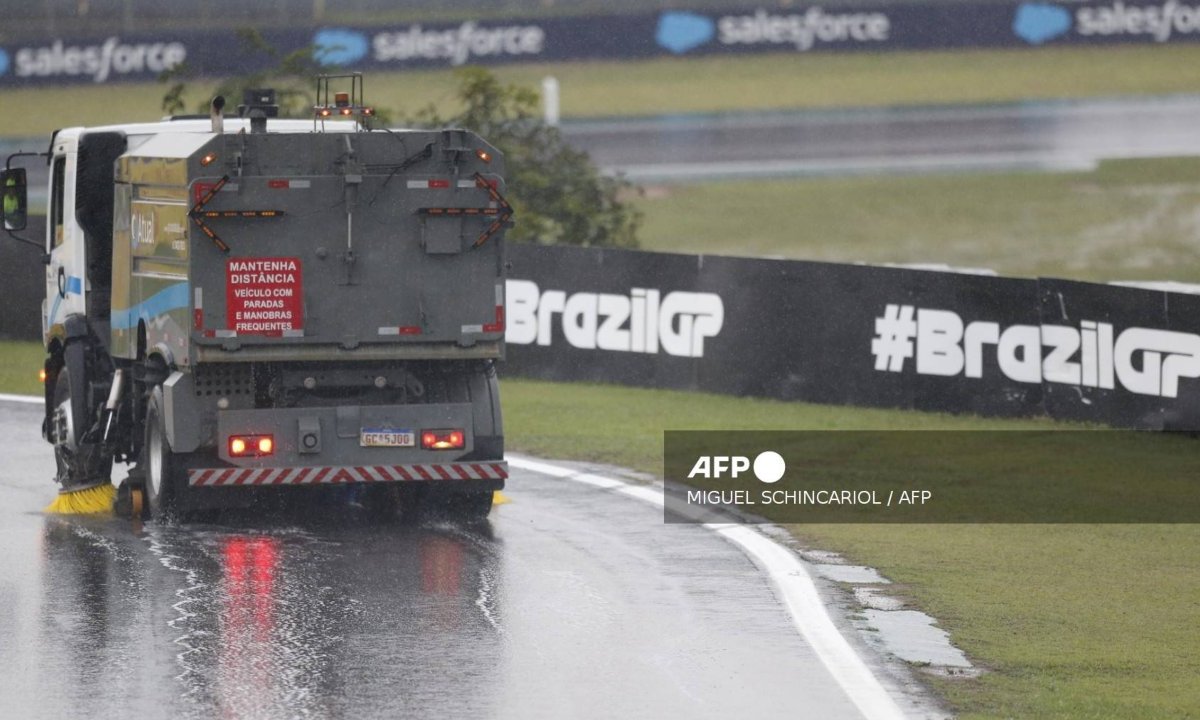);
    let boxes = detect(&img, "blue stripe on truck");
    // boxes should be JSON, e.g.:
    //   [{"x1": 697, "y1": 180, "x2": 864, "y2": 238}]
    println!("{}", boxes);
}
[{"x1": 111, "y1": 282, "x2": 190, "y2": 331}]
